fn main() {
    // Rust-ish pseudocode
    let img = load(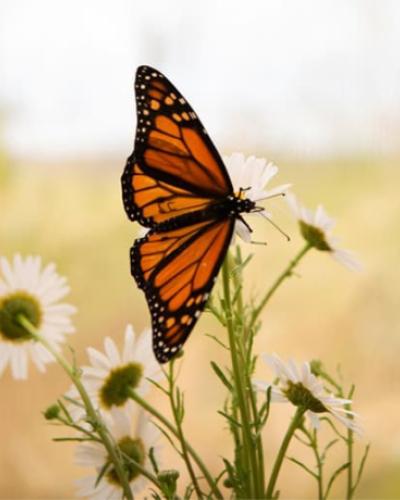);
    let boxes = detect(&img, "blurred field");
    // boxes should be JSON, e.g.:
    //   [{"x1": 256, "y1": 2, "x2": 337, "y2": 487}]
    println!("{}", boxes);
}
[{"x1": 0, "y1": 154, "x2": 399, "y2": 499}]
